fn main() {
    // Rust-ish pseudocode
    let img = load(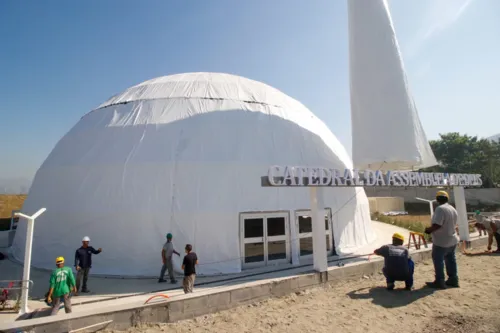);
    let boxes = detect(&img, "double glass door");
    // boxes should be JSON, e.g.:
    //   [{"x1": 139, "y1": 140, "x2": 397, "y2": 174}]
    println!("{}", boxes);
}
[{"x1": 240, "y1": 212, "x2": 290, "y2": 268}]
